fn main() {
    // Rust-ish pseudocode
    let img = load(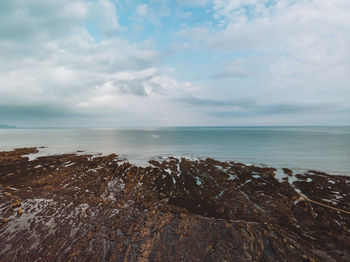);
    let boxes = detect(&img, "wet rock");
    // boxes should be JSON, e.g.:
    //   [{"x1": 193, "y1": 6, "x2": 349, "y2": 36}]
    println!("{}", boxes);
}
[
  {"x1": 11, "y1": 200, "x2": 21, "y2": 208},
  {"x1": 283, "y1": 168, "x2": 293, "y2": 176},
  {"x1": 0, "y1": 148, "x2": 349, "y2": 261}
]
